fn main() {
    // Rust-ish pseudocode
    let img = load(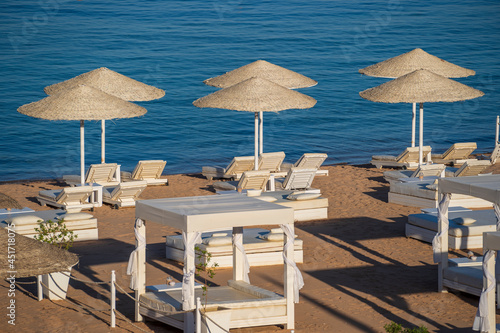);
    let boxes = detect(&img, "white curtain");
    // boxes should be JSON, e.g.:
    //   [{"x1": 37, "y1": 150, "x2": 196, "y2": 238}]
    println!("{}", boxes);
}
[
  {"x1": 181, "y1": 231, "x2": 202, "y2": 310},
  {"x1": 432, "y1": 193, "x2": 451, "y2": 263},
  {"x1": 280, "y1": 224, "x2": 304, "y2": 303},
  {"x1": 126, "y1": 218, "x2": 146, "y2": 290},
  {"x1": 473, "y1": 249, "x2": 496, "y2": 332}
]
